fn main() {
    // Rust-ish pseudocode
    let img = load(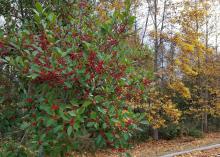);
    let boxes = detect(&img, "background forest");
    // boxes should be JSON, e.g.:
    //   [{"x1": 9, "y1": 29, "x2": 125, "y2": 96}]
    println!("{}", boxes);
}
[{"x1": 0, "y1": 0, "x2": 219, "y2": 156}]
